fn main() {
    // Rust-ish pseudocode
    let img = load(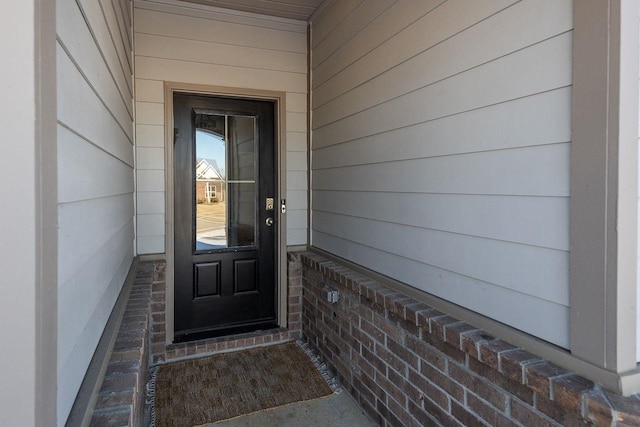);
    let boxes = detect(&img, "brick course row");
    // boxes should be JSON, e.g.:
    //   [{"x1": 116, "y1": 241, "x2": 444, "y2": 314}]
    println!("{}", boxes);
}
[{"x1": 295, "y1": 251, "x2": 640, "y2": 427}]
